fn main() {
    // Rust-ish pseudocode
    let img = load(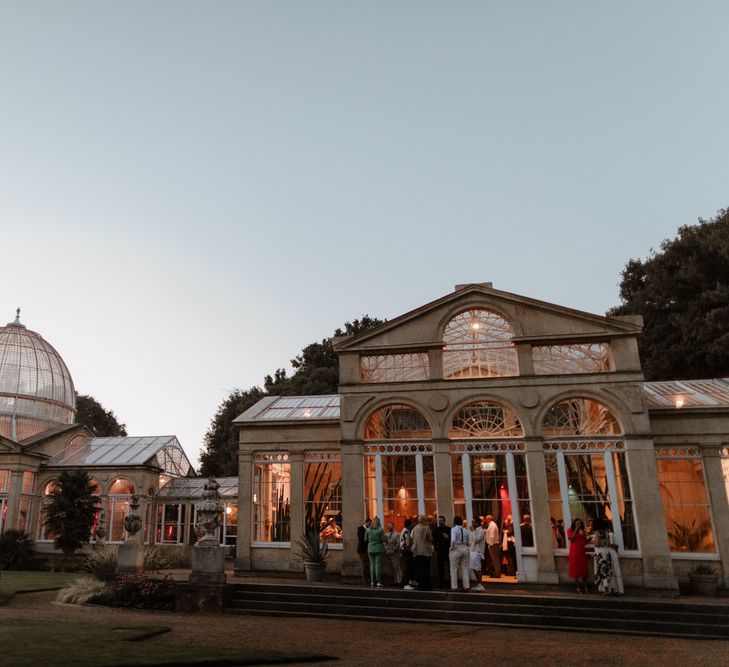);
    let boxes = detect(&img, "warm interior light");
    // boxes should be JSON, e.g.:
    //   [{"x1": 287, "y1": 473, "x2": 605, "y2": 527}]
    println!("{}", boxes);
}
[
  {"x1": 397, "y1": 485, "x2": 407, "y2": 499},
  {"x1": 225, "y1": 506, "x2": 232, "y2": 515},
  {"x1": 471, "y1": 322, "x2": 480, "y2": 330},
  {"x1": 675, "y1": 397, "x2": 685, "y2": 409}
]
